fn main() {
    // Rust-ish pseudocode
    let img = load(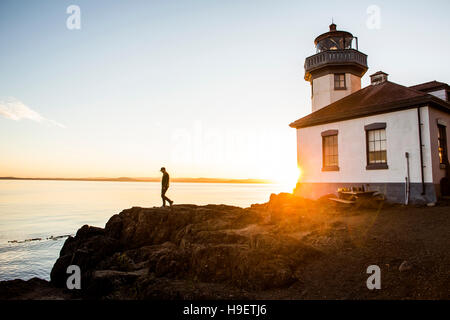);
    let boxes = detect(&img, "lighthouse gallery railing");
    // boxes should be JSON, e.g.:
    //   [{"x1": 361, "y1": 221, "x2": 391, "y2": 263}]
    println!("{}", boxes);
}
[{"x1": 304, "y1": 49, "x2": 368, "y2": 72}]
